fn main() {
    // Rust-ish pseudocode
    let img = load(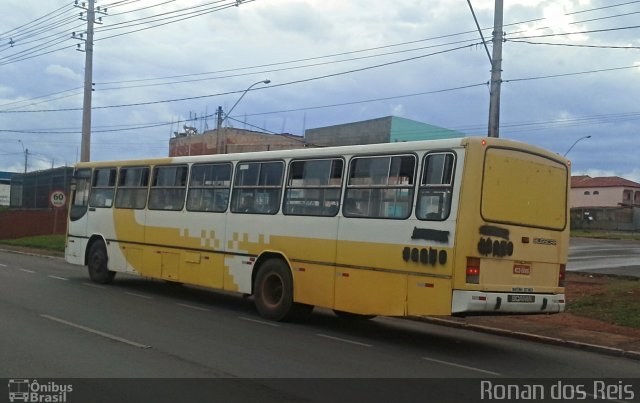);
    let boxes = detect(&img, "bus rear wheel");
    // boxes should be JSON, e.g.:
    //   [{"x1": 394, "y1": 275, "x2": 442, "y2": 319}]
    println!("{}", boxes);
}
[
  {"x1": 87, "y1": 241, "x2": 116, "y2": 284},
  {"x1": 253, "y1": 259, "x2": 312, "y2": 321}
]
